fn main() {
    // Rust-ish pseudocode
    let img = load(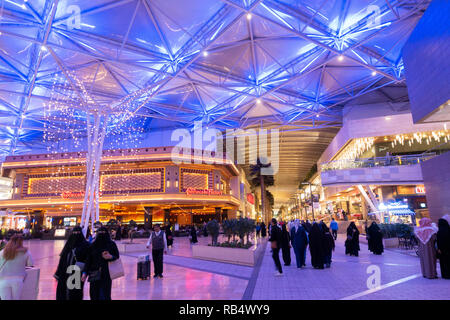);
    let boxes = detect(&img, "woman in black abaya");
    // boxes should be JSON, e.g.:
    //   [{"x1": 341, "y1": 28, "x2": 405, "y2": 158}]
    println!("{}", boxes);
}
[
  {"x1": 280, "y1": 224, "x2": 291, "y2": 266},
  {"x1": 82, "y1": 227, "x2": 120, "y2": 300},
  {"x1": 260, "y1": 222, "x2": 267, "y2": 238},
  {"x1": 54, "y1": 226, "x2": 89, "y2": 300},
  {"x1": 165, "y1": 224, "x2": 174, "y2": 248},
  {"x1": 320, "y1": 222, "x2": 335, "y2": 268},
  {"x1": 367, "y1": 222, "x2": 384, "y2": 255},
  {"x1": 437, "y1": 216, "x2": 450, "y2": 279},
  {"x1": 309, "y1": 223, "x2": 325, "y2": 269},
  {"x1": 190, "y1": 225, "x2": 198, "y2": 244},
  {"x1": 345, "y1": 222, "x2": 360, "y2": 256}
]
